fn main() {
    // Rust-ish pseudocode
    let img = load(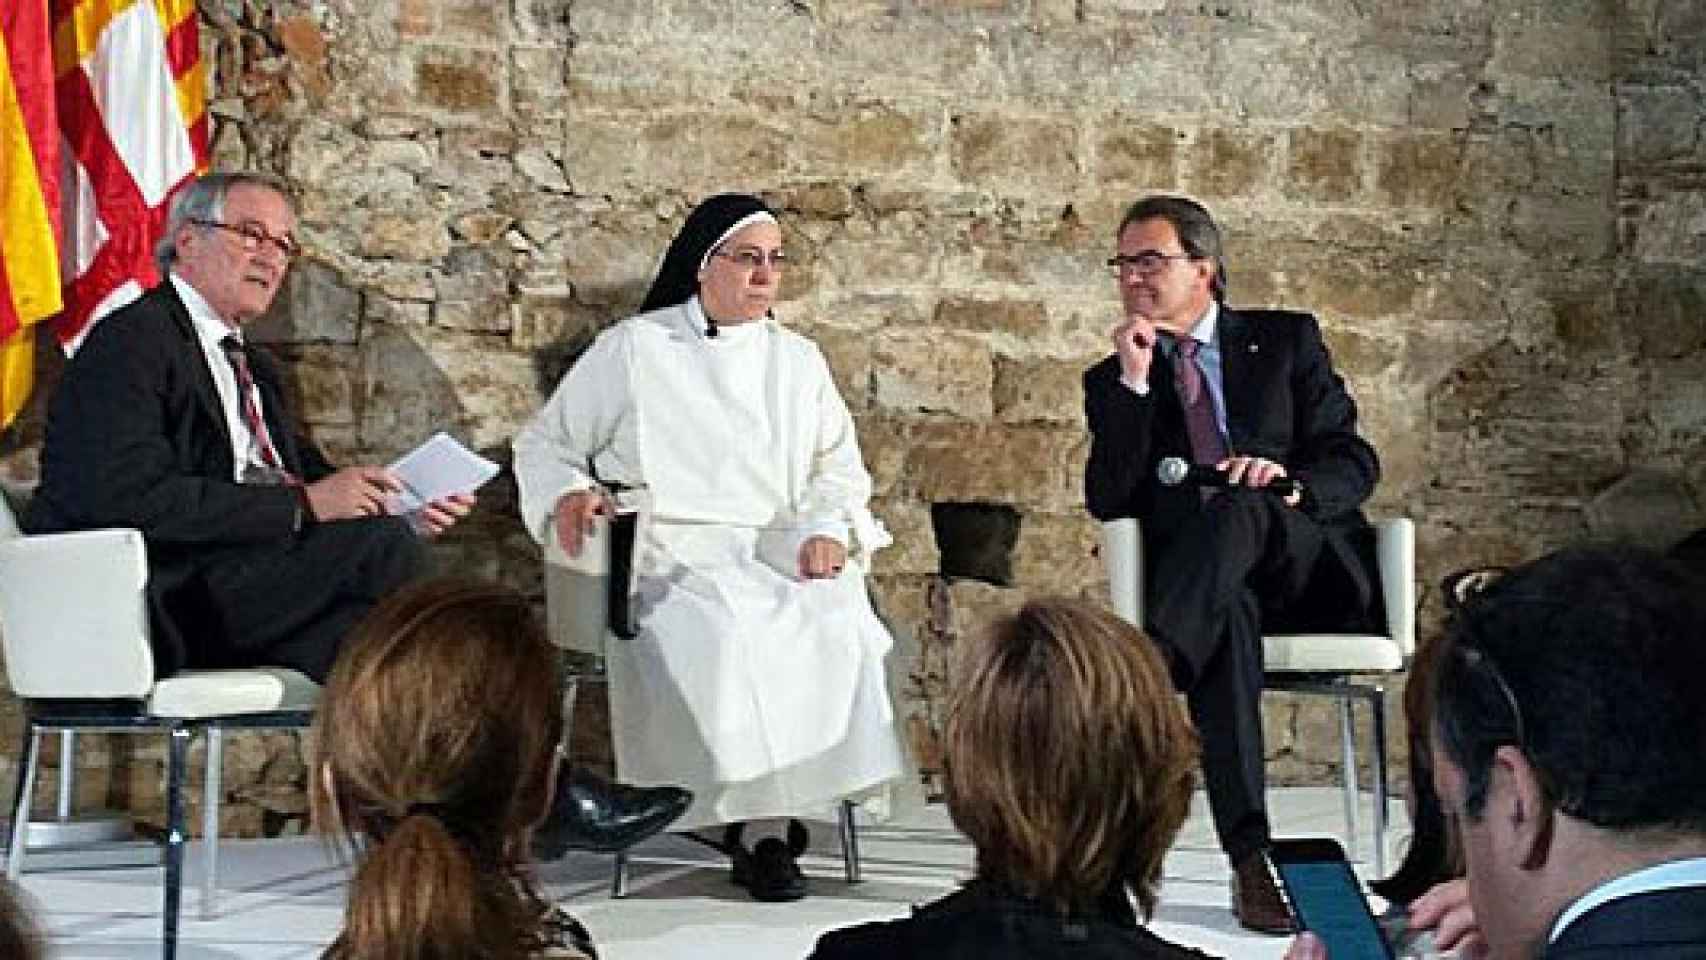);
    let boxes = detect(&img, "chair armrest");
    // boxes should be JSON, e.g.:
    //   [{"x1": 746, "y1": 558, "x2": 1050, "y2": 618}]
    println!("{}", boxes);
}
[
  {"x1": 0, "y1": 528, "x2": 154, "y2": 698},
  {"x1": 1100, "y1": 518, "x2": 1145, "y2": 627},
  {"x1": 1374, "y1": 517, "x2": 1416, "y2": 658}
]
